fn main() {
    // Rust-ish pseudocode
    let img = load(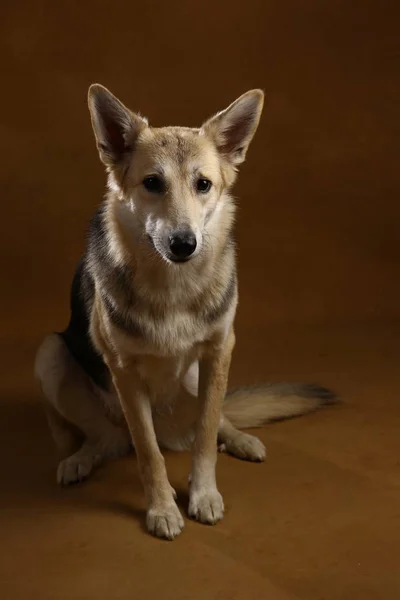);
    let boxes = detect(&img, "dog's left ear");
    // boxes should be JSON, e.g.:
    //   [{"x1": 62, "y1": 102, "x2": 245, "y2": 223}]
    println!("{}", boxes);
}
[{"x1": 201, "y1": 89, "x2": 264, "y2": 166}]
